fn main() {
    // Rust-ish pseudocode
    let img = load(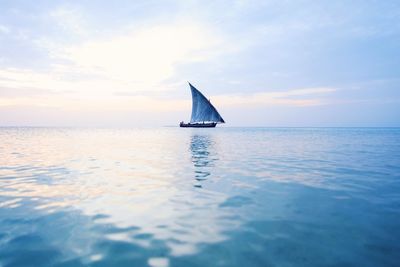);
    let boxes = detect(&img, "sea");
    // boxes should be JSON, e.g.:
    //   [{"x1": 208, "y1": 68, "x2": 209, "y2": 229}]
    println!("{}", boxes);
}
[{"x1": 0, "y1": 127, "x2": 399, "y2": 267}]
